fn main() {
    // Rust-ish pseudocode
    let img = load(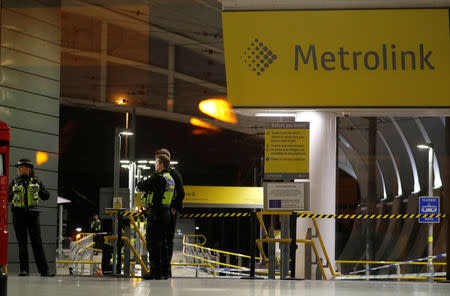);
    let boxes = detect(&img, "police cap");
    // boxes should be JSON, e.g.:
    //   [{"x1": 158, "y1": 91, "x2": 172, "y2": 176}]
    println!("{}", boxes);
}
[{"x1": 15, "y1": 158, "x2": 34, "y2": 168}]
